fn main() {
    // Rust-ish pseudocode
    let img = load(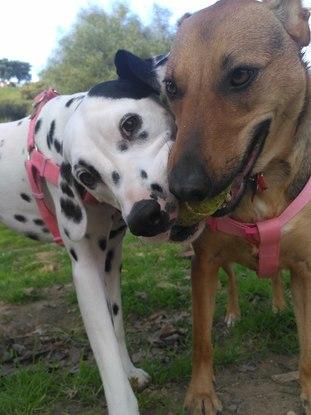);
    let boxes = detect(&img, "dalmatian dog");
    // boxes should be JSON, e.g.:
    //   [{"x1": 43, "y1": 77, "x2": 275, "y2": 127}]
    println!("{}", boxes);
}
[{"x1": 0, "y1": 52, "x2": 204, "y2": 415}]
